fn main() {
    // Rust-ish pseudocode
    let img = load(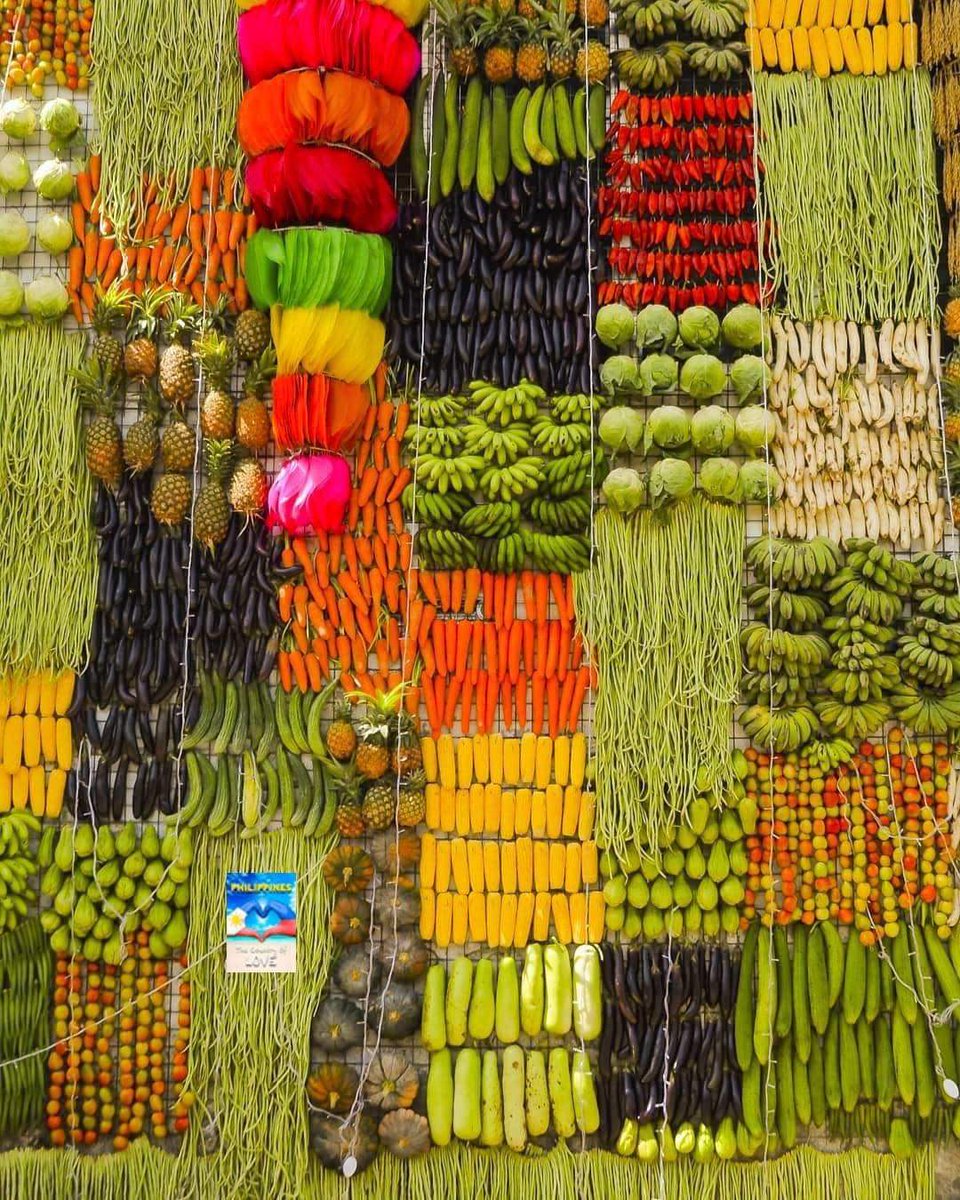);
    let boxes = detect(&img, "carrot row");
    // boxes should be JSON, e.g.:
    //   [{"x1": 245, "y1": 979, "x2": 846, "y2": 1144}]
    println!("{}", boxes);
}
[
  {"x1": 415, "y1": 617, "x2": 585, "y2": 684},
  {"x1": 421, "y1": 665, "x2": 596, "y2": 739},
  {"x1": 418, "y1": 570, "x2": 576, "y2": 626},
  {"x1": 346, "y1": 394, "x2": 410, "y2": 539}
]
